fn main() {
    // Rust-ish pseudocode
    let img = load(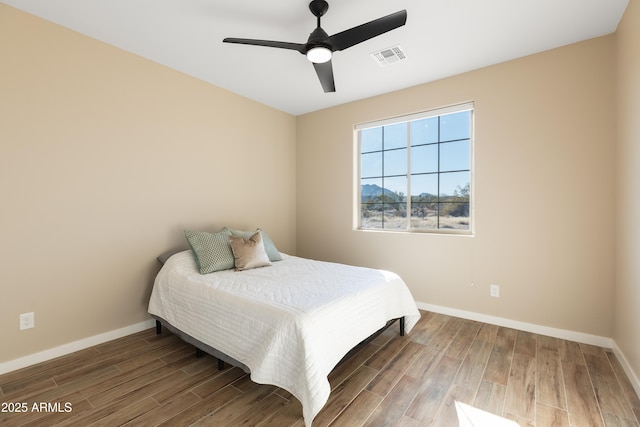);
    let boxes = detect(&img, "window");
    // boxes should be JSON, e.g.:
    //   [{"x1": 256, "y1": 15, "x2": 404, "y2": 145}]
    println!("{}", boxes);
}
[{"x1": 357, "y1": 103, "x2": 473, "y2": 233}]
